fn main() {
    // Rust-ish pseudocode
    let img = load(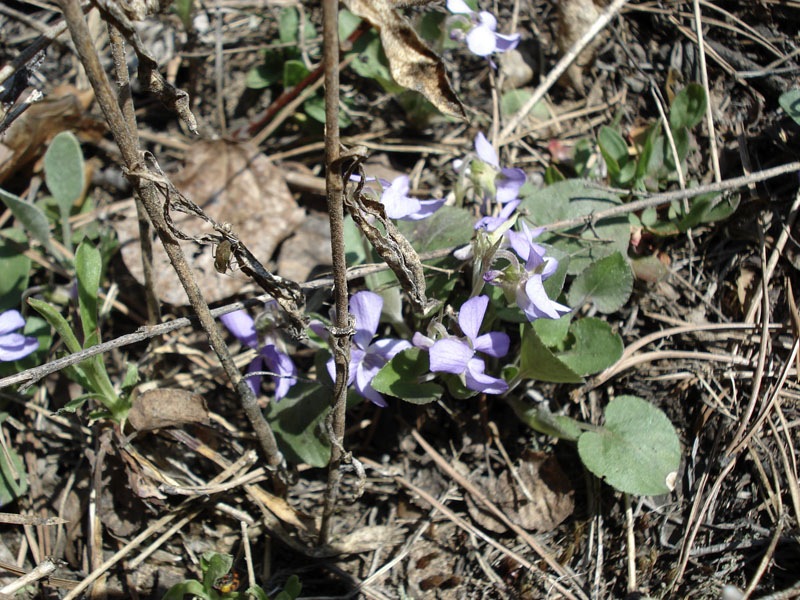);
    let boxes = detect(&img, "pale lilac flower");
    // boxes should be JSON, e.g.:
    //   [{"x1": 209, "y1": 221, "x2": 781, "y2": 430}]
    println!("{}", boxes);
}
[
  {"x1": 474, "y1": 132, "x2": 526, "y2": 204},
  {"x1": 380, "y1": 175, "x2": 445, "y2": 221},
  {"x1": 475, "y1": 198, "x2": 520, "y2": 232},
  {"x1": 221, "y1": 308, "x2": 297, "y2": 400},
  {"x1": 0, "y1": 310, "x2": 38, "y2": 361},
  {"x1": 326, "y1": 291, "x2": 411, "y2": 407},
  {"x1": 427, "y1": 296, "x2": 509, "y2": 394},
  {"x1": 485, "y1": 223, "x2": 570, "y2": 322},
  {"x1": 447, "y1": 0, "x2": 520, "y2": 57}
]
